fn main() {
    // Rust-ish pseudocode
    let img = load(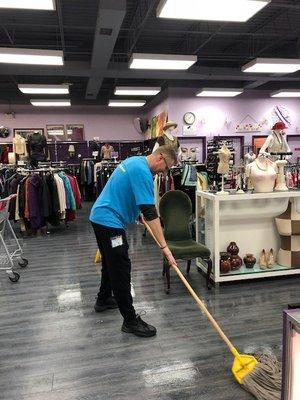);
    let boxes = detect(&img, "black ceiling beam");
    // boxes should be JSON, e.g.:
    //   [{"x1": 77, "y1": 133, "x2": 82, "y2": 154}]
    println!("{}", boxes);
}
[
  {"x1": 1, "y1": 26, "x2": 14, "y2": 45},
  {"x1": 134, "y1": 28, "x2": 297, "y2": 40},
  {"x1": 0, "y1": 23, "x2": 94, "y2": 31},
  {"x1": 1, "y1": 62, "x2": 300, "y2": 84},
  {"x1": 85, "y1": 0, "x2": 126, "y2": 100},
  {"x1": 127, "y1": 0, "x2": 157, "y2": 54},
  {"x1": 56, "y1": 0, "x2": 66, "y2": 57}
]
